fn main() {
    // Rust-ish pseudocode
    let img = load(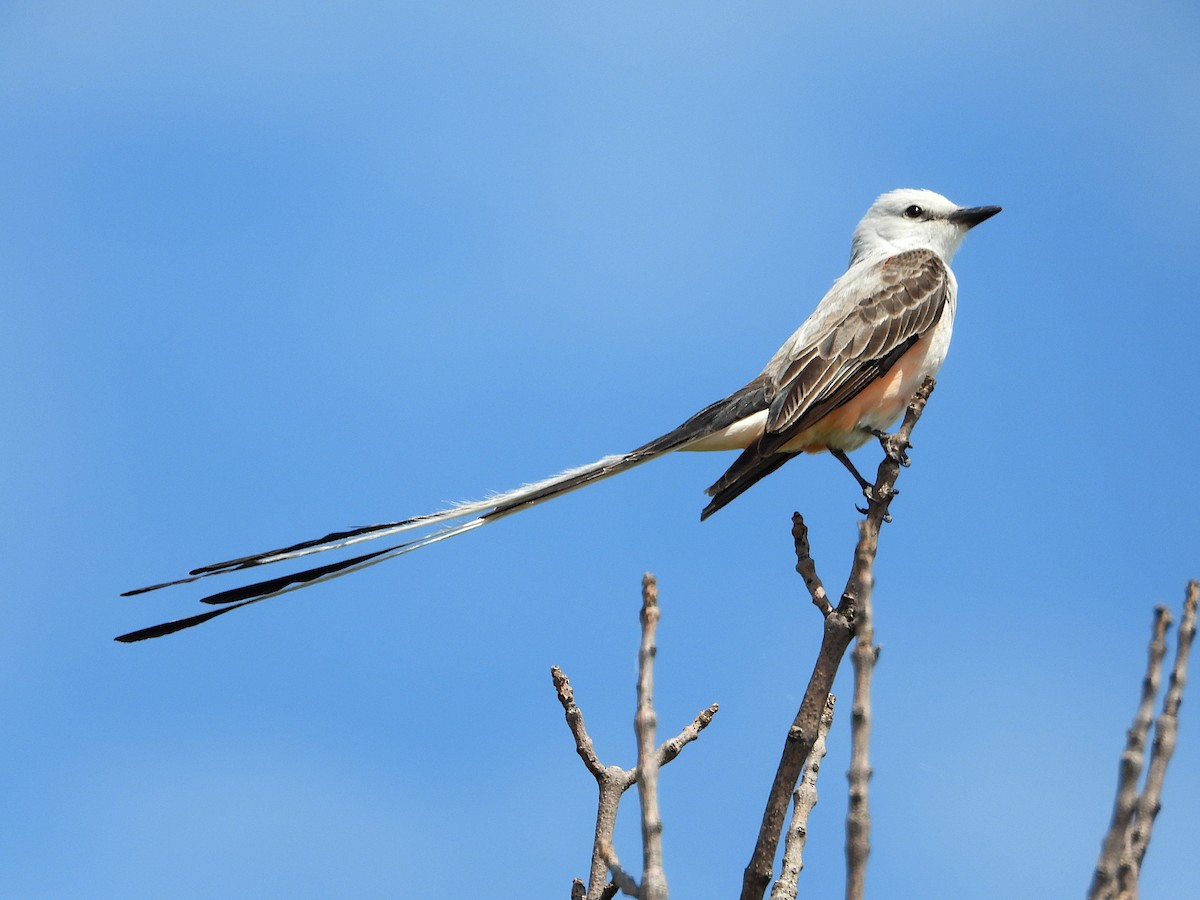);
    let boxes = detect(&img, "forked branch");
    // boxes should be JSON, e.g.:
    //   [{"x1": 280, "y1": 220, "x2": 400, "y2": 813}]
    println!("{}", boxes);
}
[
  {"x1": 771, "y1": 694, "x2": 837, "y2": 900},
  {"x1": 1089, "y1": 580, "x2": 1197, "y2": 900},
  {"x1": 740, "y1": 377, "x2": 936, "y2": 900},
  {"x1": 555, "y1": 575, "x2": 719, "y2": 899}
]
